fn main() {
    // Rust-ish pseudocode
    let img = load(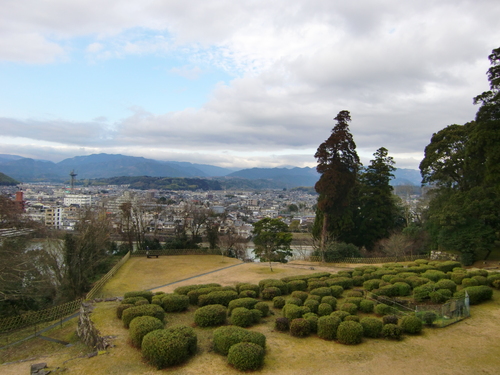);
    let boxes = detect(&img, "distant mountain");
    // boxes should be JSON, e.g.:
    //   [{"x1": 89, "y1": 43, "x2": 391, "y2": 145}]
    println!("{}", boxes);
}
[
  {"x1": 0, "y1": 171, "x2": 19, "y2": 186},
  {"x1": 228, "y1": 167, "x2": 319, "y2": 188}
]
